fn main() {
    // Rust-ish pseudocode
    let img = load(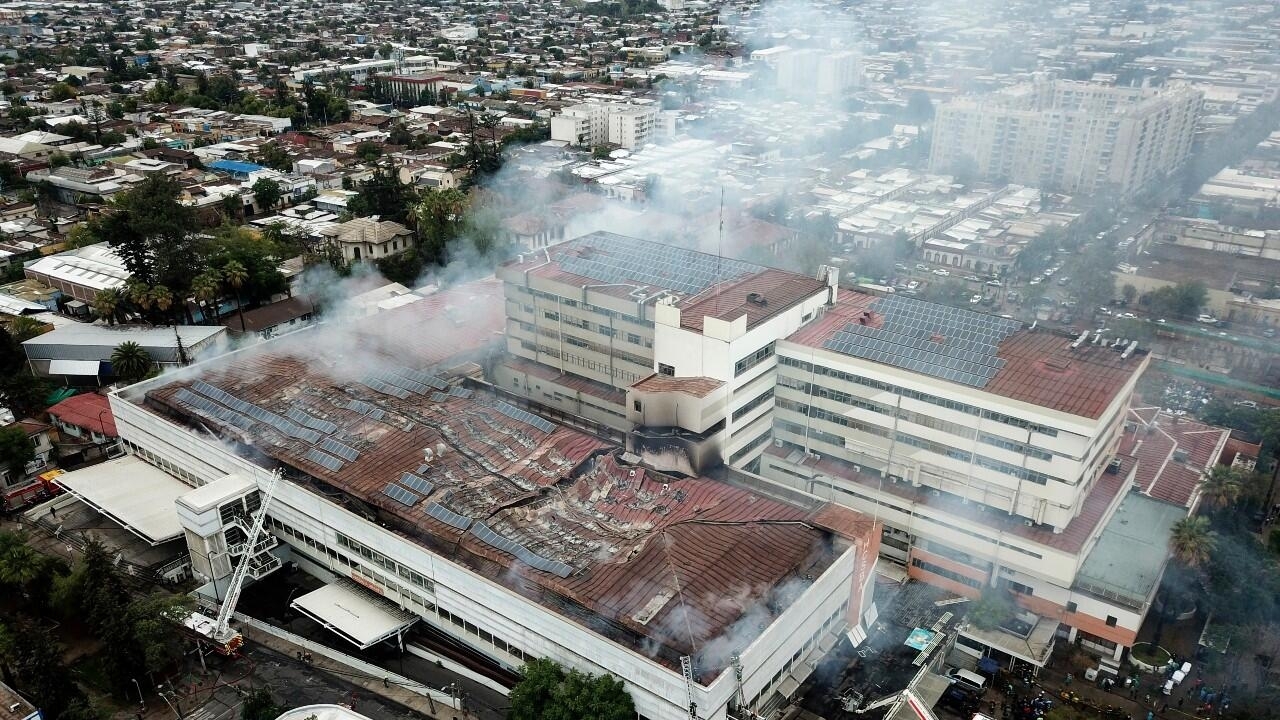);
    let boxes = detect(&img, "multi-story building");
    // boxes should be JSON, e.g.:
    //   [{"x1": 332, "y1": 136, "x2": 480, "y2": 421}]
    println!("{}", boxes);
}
[
  {"x1": 107, "y1": 279, "x2": 880, "y2": 720},
  {"x1": 930, "y1": 80, "x2": 1203, "y2": 197},
  {"x1": 496, "y1": 233, "x2": 1210, "y2": 668},
  {"x1": 550, "y1": 102, "x2": 659, "y2": 149}
]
